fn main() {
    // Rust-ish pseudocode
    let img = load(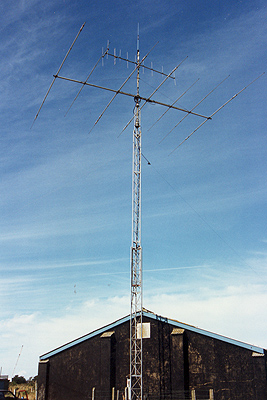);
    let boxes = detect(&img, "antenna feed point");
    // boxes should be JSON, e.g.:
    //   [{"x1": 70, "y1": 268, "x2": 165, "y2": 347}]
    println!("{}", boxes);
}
[{"x1": 134, "y1": 95, "x2": 141, "y2": 105}]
